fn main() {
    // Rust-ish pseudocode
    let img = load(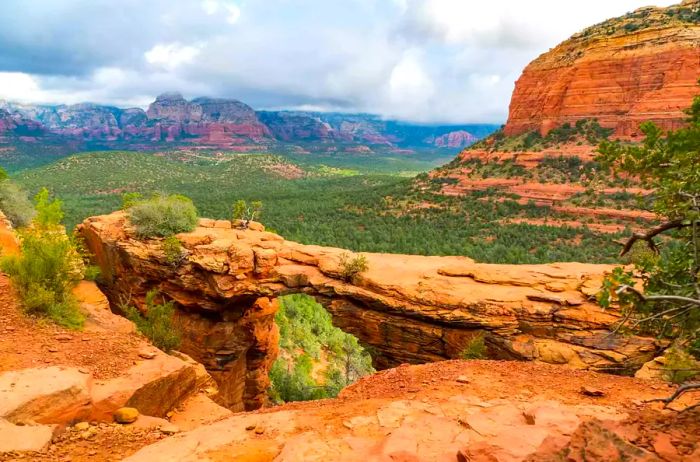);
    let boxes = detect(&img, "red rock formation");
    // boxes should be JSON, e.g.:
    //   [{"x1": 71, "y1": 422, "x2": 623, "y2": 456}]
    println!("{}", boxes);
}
[
  {"x1": 433, "y1": 130, "x2": 479, "y2": 148},
  {"x1": 505, "y1": 1, "x2": 700, "y2": 138},
  {"x1": 80, "y1": 212, "x2": 660, "y2": 411},
  {"x1": 146, "y1": 93, "x2": 272, "y2": 144}
]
